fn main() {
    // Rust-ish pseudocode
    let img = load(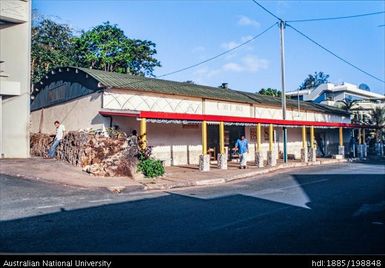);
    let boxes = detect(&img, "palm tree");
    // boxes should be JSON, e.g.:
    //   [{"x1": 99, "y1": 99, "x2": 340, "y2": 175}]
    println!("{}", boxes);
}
[
  {"x1": 336, "y1": 98, "x2": 360, "y2": 112},
  {"x1": 369, "y1": 107, "x2": 385, "y2": 141}
]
